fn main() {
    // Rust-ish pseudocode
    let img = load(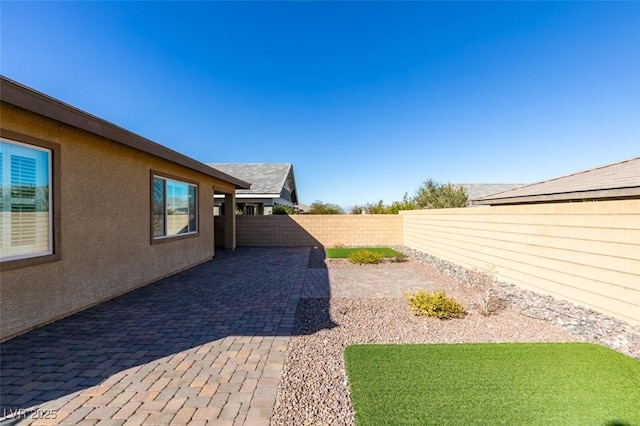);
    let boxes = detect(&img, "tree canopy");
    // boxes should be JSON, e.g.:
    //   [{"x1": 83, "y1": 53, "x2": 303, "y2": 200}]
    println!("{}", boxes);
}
[
  {"x1": 351, "y1": 193, "x2": 417, "y2": 215},
  {"x1": 350, "y1": 180, "x2": 468, "y2": 214},
  {"x1": 309, "y1": 200, "x2": 345, "y2": 215},
  {"x1": 413, "y1": 179, "x2": 468, "y2": 209}
]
